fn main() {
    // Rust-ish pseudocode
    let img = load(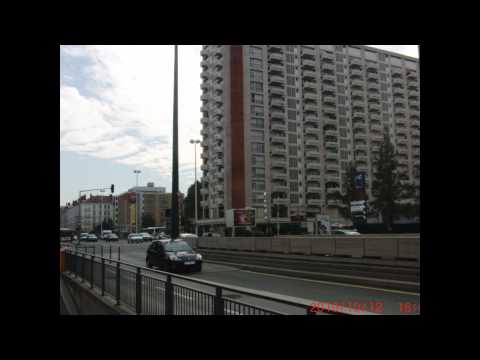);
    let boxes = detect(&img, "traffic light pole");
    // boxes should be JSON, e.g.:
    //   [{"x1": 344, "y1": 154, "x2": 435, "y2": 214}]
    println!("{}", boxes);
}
[{"x1": 170, "y1": 45, "x2": 179, "y2": 241}]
